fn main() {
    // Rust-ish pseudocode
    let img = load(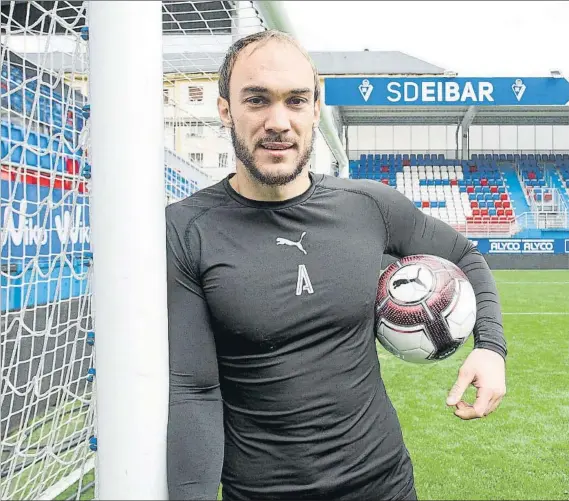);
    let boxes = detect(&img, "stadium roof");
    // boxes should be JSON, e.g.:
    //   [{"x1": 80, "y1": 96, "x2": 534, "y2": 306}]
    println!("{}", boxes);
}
[
  {"x1": 165, "y1": 48, "x2": 446, "y2": 76},
  {"x1": 3, "y1": 0, "x2": 567, "y2": 127},
  {"x1": 17, "y1": 48, "x2": 445, "y2": 78},
  {"x1": 338, "y1": 105, "x2": 569, "y2": 127}
]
